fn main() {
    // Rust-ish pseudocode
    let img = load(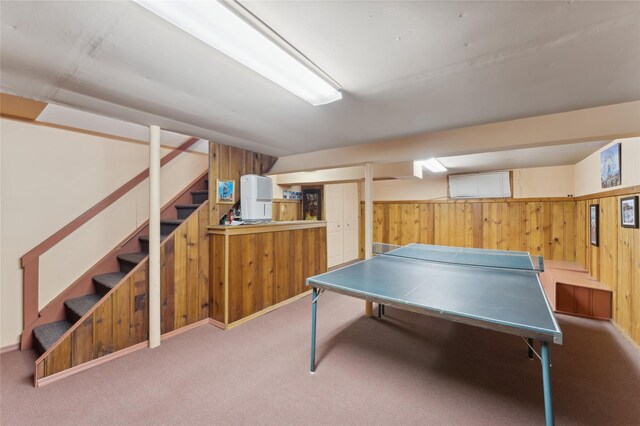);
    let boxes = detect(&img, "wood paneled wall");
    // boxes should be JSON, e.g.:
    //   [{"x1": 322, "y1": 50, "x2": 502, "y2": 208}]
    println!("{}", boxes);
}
[
  {"x1": 359, "y1": 191, "x2": 639, "y2": 346},
  {"x1": 575, "y1": 192, "x2": 640, "y2": 345},
  {"x1": 160, "y1": 204, "x2": 210, "y2": 333},
  {"x1": 36, "y1": 263, "x2": 149, "y2": 381},
  {"x1": 359, "y1": 200, "x2": 577, "y2": 260},
  {"x1": 272, "y1": 199, "x2": 302, "y2": 221},
  {"x1": 210, "y1": 224, "x2": 326, "y2": 326},
  {"x1": 208, "y1": 142, "x2": 277, "y2": 225},
  {"x1": 35, "y1": 203, "x2": 210, "y2": 384}
]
